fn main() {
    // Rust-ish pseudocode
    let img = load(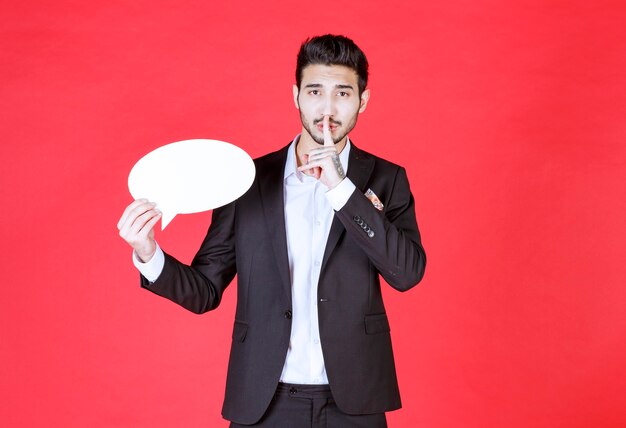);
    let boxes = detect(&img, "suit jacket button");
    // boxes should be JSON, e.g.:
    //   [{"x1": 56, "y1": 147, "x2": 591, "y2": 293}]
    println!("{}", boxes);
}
[
  {"x1": 284, "y1": 310, "x2": 292, "y2": 319},
  {"x1": 353, "y1": 215, "x2": 361, "y2": 222},
  {"x1": 368, "y1": 230, "x2": 375, "y2": 238}
]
